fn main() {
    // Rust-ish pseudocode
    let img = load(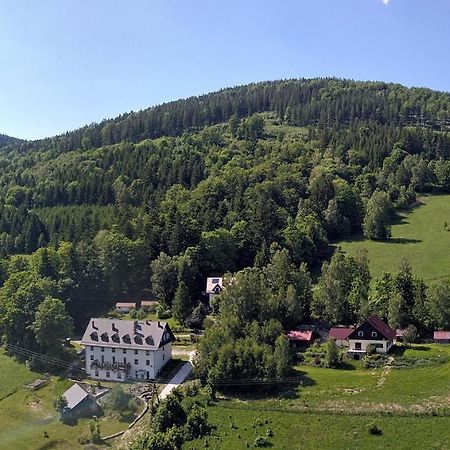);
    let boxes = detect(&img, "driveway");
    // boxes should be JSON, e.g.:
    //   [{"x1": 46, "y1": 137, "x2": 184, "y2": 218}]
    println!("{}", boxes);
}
[{"x1": 159, "y1": 351, "x2": 195, "y2": 399}]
